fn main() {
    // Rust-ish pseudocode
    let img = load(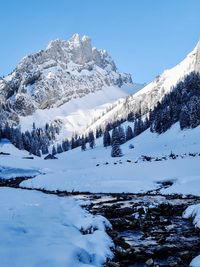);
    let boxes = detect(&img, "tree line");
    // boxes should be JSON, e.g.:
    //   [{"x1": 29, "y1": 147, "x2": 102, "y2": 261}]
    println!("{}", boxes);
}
[
  {"x1": 149, "y1": 72, "x2": 200, "y2": 133},
  {"x1": 2, "y1": 72, "x2": 199, "y2": 157}
]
